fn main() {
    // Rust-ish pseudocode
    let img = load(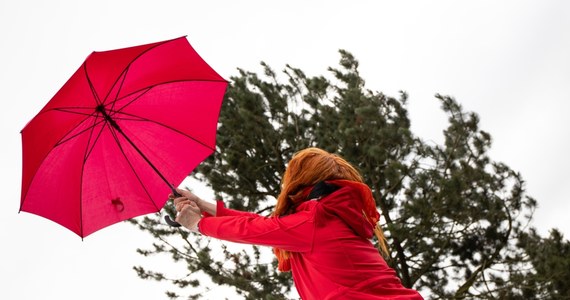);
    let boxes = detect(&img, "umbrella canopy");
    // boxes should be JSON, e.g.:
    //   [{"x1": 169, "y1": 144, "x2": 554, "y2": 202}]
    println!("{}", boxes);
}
[{"x1": 20, "y1": 37, "x2": 227, "y2": 238}]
